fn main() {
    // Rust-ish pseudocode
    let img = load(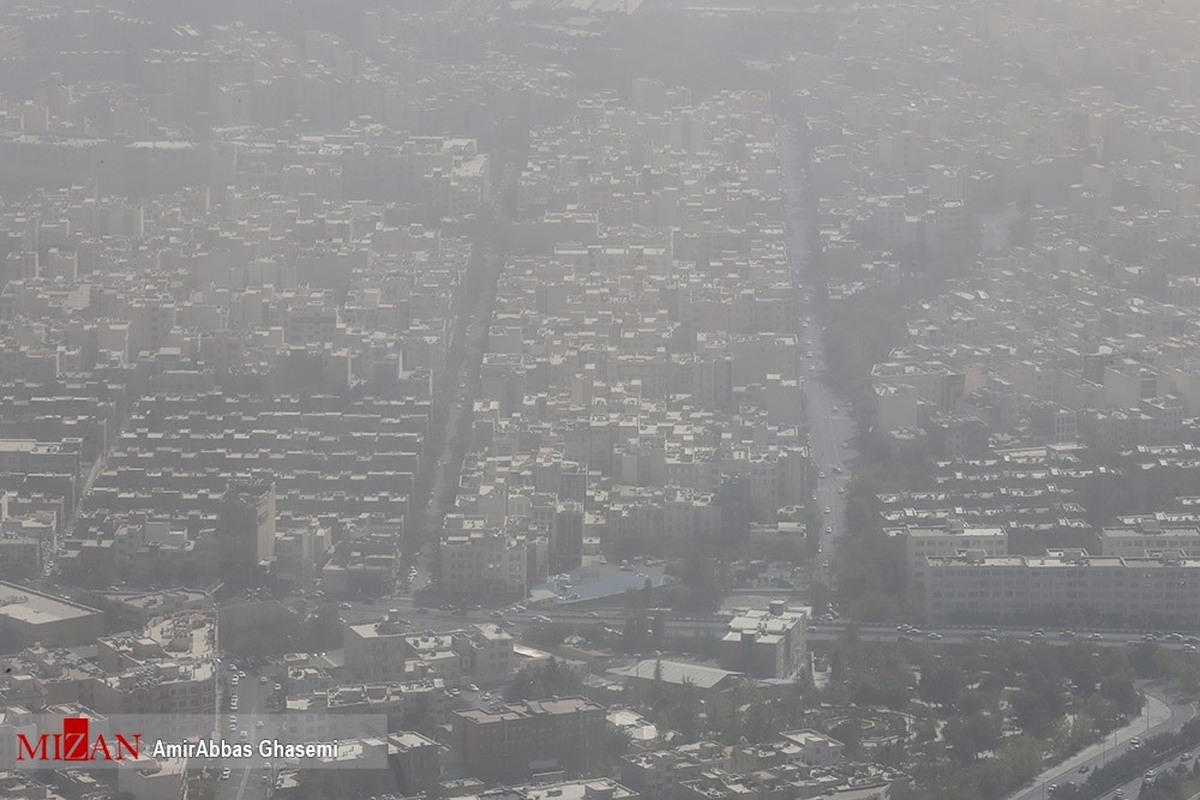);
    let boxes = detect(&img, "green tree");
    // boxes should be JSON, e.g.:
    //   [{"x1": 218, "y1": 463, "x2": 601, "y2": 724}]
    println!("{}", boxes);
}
[
  {"x1": 623, "y1": 611, "x2": 648, "y2": 652},
  {"x1": 808, "y1": 578, "x2": 833, "y2": 617},
  {"x1": 918, "y1": 660, "x2": 963, "y2": 708},
  {"x1": 651, "y1": 613, "x2": 666, "y2": 646},
  {"x1": 829, "y1": 719, "x2": 863, "y2": 759}
]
